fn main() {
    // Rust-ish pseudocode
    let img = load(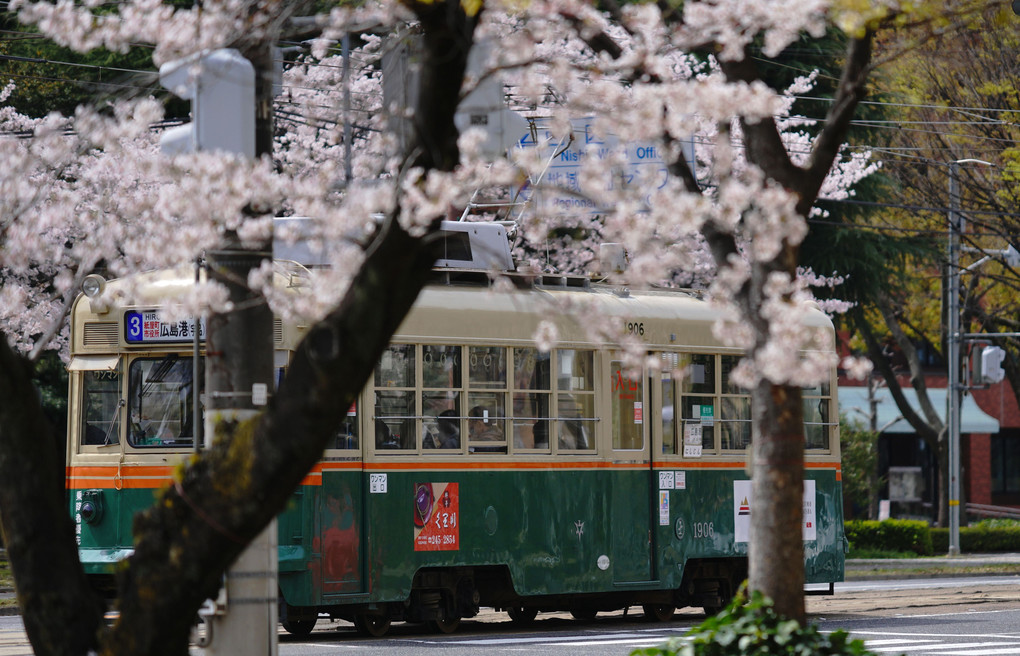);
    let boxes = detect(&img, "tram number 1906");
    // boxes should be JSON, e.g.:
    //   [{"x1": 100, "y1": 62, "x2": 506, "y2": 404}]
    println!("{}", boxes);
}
[{"x1": 692, "y1": 521, "x2": 715, "y2": 539}]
